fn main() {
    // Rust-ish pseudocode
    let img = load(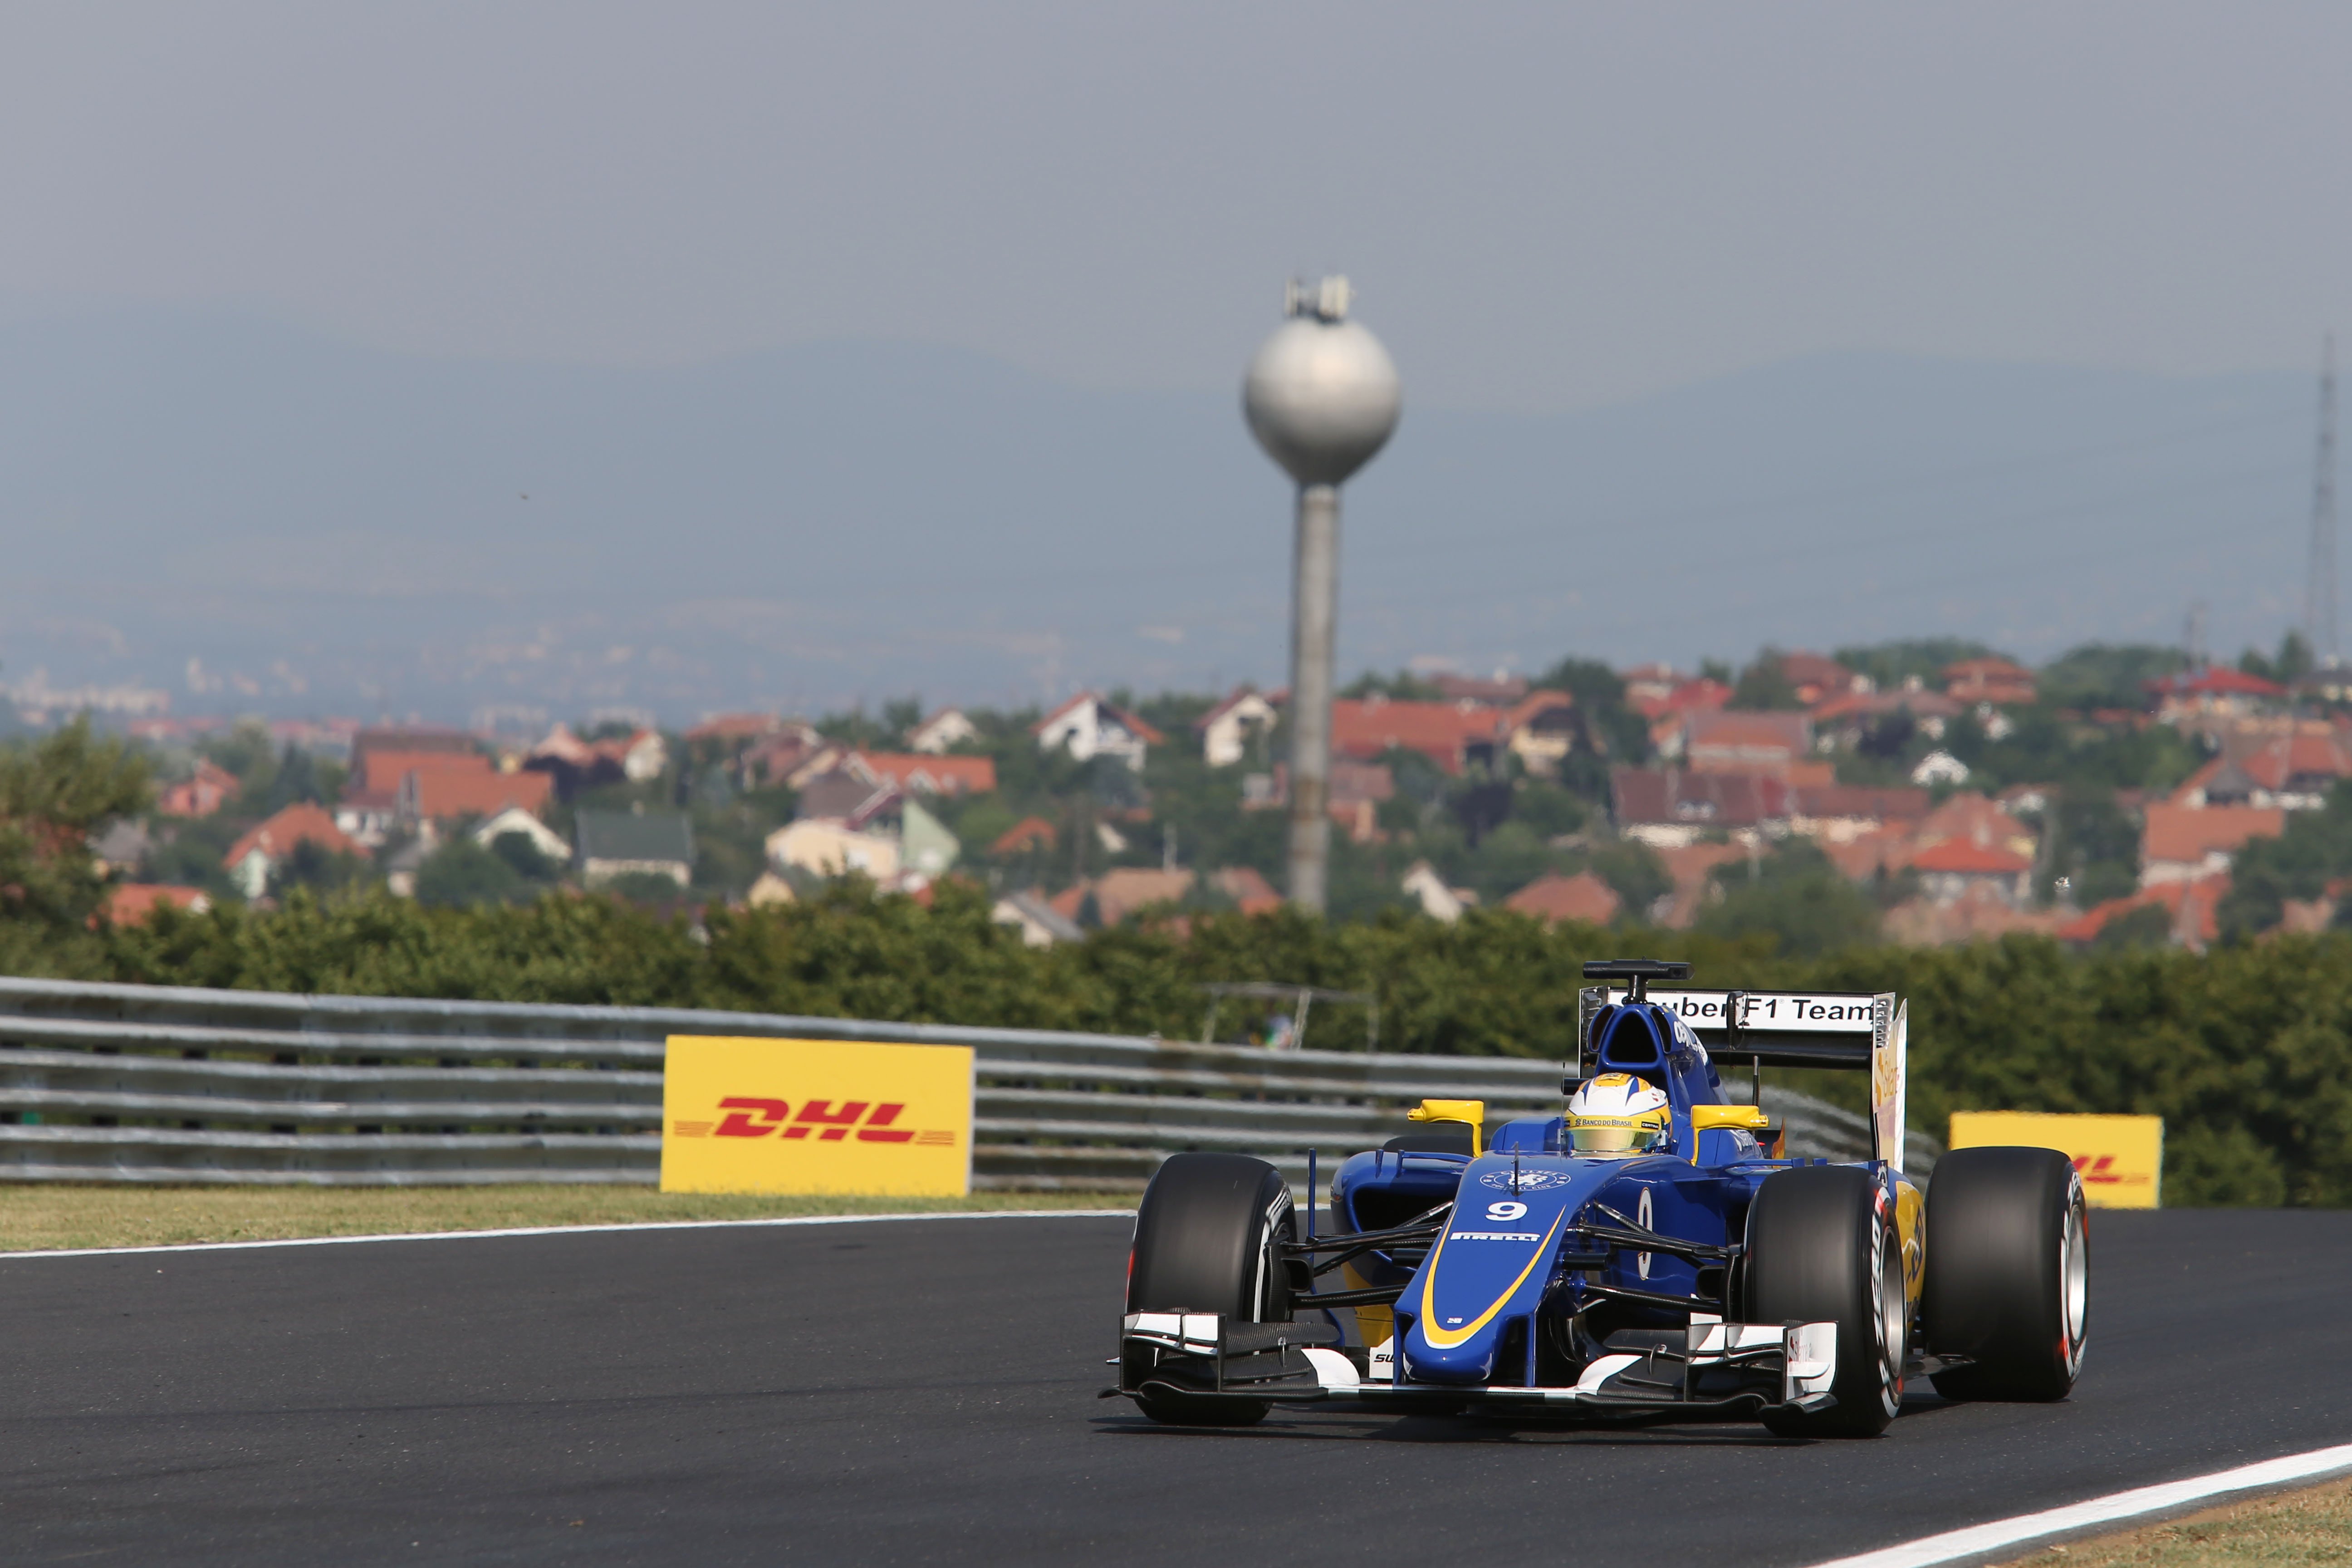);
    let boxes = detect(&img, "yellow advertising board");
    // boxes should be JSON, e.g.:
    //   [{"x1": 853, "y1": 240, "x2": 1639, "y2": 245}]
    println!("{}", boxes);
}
[
  {"x1": 1947, "y1": 1112, "x2": 2164, "y2": 1208},
  {"x1": 661, "y1": 1036, "x2": 974, "y2": 1196}
]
